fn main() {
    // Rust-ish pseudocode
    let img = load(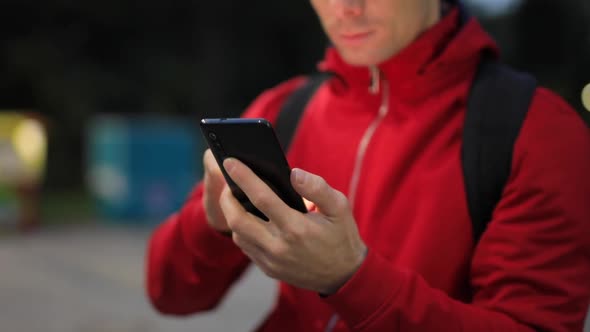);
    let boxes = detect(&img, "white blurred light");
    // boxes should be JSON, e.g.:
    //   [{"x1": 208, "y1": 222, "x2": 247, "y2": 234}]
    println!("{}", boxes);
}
[
  {"x1": 582, "y1": 83, "x2": 590, "y2": 112},
  {"x1": 12, "y1": 119, "x2": 47, "y2": 177},
  {"x1": 465, "y1": 0, "x2": 524, "y2": 16}
]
